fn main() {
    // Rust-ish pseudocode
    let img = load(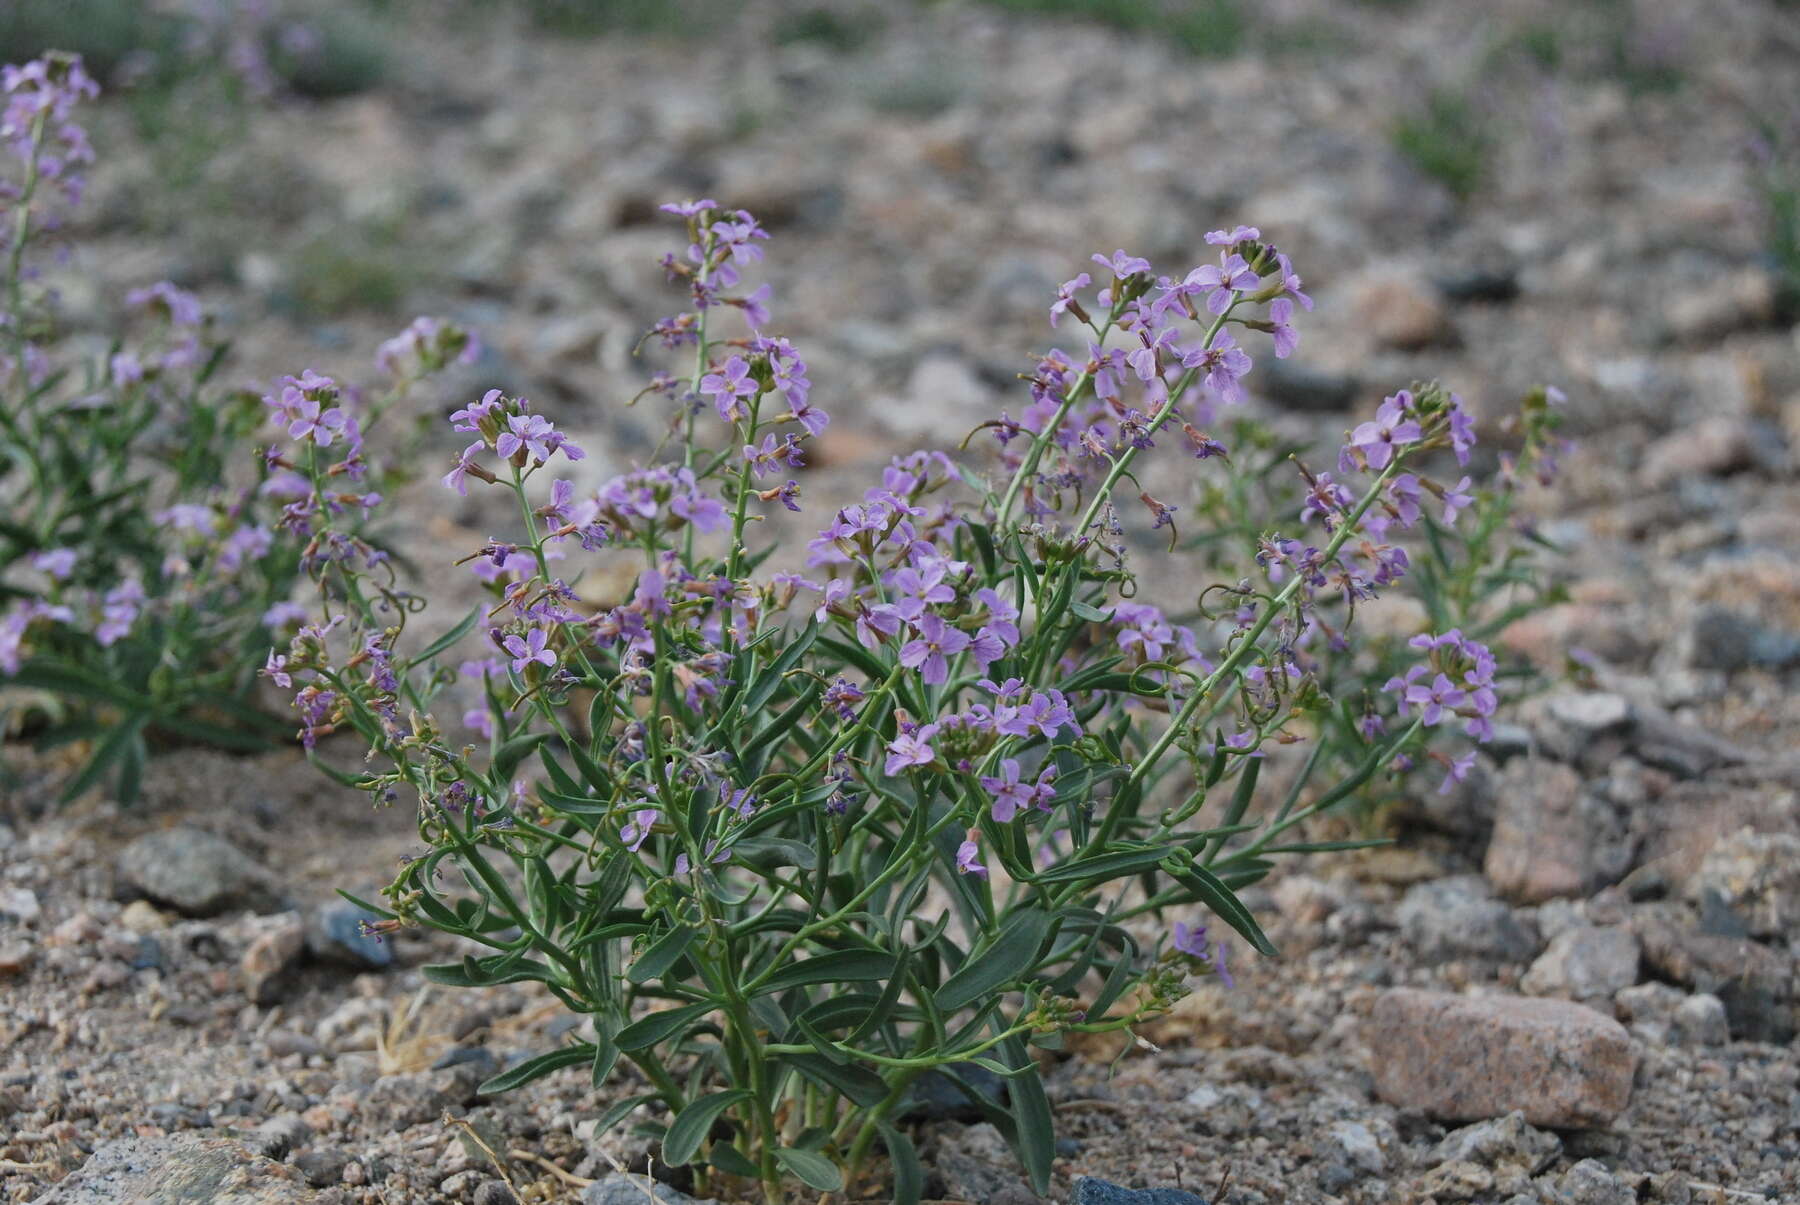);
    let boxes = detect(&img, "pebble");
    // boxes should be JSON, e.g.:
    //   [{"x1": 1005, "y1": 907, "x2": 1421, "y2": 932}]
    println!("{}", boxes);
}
[
  {"x1": 1316, "y1": 1120, "x2": 1385, "y2": 1175},
  {"x1": 1555, "y1": 1157, "x2": 1636, "y2": 1205},
  {"x1": 1484, "y1": 759, "x2": 1632, "y2": 903},
  {"x1": 1070, "y1": 1177, "x2": 1210, "y2": 1205},
  {"x1": 1634, "y1": 905, "x2": 1797, "y2": 1043},
  {"x1": 581, "y1": 1173, "x2": 718, "y2": 1205},
  {"x1": 1687, "y1": 828, "x2": 1800, "y2": 940},
  {"x1": 242, "y1": 913, "x2": 307, "y2": 1005},
  {"x1": 1520, "y1": 926, "x2": 1642, "y2": 1000},
  {"x1": 0, "y1": 885, "x2": 40, "y2": 924},
  {"x1": 1367, "y1": 989, "x2": 1637, "y2": 1127},
  {"x1": 31, "y1": 1134, "x2": 316, "y2": 1203},
  {"x1": 1638, "y1": 417, "x2": 1756, "y2": 489},
  {"x1": 1686, "y1": 607, "x2": 1800, "y2": 673},
  {"x1": 1544, "y1": 691, "x2": 1632, "y2": 736},
  {"x1": 473, "y1": 1182, "x2": 521, "y2": 1205},
  {"x1": 359, "y1": 1066, "x2": 480, "y2": 1129},
  {"x1": 1397, "y1": 876, "x2": 1538, "y2": 963},
  {"x1": 1429, "y1": 1112, "x2": 1560, "y2": 1174},
  {"x1": 294, "y1": 1147, "x2": 349, "y2": 1187},
  {"x1": 0, "y1": 938, "x2": 34, "y2": 976},
  {"x1": 1672, "y1": 993, "x2": 1731, "y2": 1046},
  {"x1": 306, "y1": 901, "x2": 396, "y2": 970},
  {"x1": 1350, "y1": 274, "x2": 1453, "y2": 350},
  {"x1": 117, "y1": 827, "x2": 280, "y2": 917}
]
